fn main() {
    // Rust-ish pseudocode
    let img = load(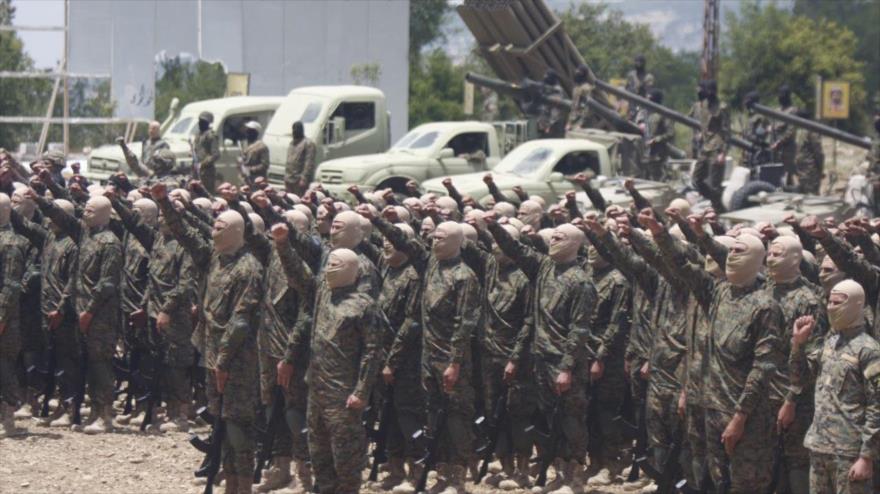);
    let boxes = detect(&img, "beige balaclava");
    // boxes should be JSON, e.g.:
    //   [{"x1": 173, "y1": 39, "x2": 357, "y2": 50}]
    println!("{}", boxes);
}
[
  {"x1": 133, "y1": 198, "x2": 159, "y2": 227},
  {"x1": 84, "y1": 196, "x2": 112, "y2": 229},
  {"x1": 435, "y1": 196, "x2": 459, "y2": 220},
  {"x1": 127, "y1": 190, "x2": 144, "y2": 202},
  {"x1": 667, "y1": 197, "x2": 691, "y2": 218},
  {"x1": 249, "y1": 213, "x2": 265, "y2": 235},
  {"x1": 706, "y1": 235, "x2": 736, "y2": 278},
  {"x1": 432, "y1": 221, "x2": 464, "y2": 261},
  {"x1": 549, "y1": 223, "x2": 584, "y2": 264},
  {"x1": 725, "y1": 233, "x2": 765, "y2": 287},
  {"x1": 766, "y1": 236, "x2": 802, "y2": 284},
  {"x1": 394, "y1": 206, "x2": 412, "y2": 224},
  {"x1": 11, "y1": 187, "x2": 36, "y2": 220},
  {"x1": 402, "y1": 197, "x2": 423, "y2": 219},
  {"x1": 330, "y1": 211, "x2": 365, "y2": 249},
  {"x1": 828, "y1": 279, "x2": 865, "y2": 331},
  {"x1": 420, "y1": 216, "x2": 436, "y2": 240},
  {"x1": 493, "y1": 201, "x2": 516, "y2": 218},
  {"x1": 170, "y1": 188, "x2": 191, "y2": 205},
  {"x1": 212, "y1": 210, "x2": 245, "y2": 255},
  {"x1": 325, "y1": 248, "x2": 360, "y2": 289},
  {"x1": 192, "y1": 197, "x2": 213, "y2": 216},
  {"x1": 588, "y1": 244, "x2": 608, "y2": 270},
  {"x1": 517, "y1": 200, "x2": 543, "y2": 229},
  {"x1": 383, "y1": 223, "x2": 414, "y2": 268},
  {"x1": 493, "y1": 224, "x2": 520, "y2": 267},
  {"x1": 819, "y1": 255, "x2": 845, "y2": 295},
  {"x1": 460, "y1": 223, "x2": 478, "y2": 243},
  {"x1": 0, "y1": 193, "x2": 10, "y2": 226},
  {"x1": 316, "y1": 204, "x2": 332, "y2": 235},
  {"x1": 282, "y1": 209, "x2": 310, "y2": 234},
  {"x1": 293, "y1": 204, "x2": 313, "y2": 223}
]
